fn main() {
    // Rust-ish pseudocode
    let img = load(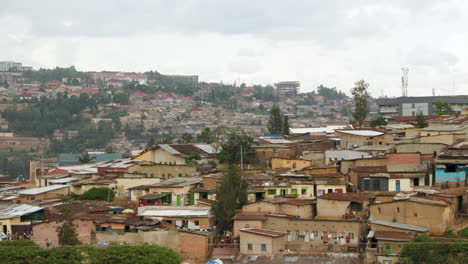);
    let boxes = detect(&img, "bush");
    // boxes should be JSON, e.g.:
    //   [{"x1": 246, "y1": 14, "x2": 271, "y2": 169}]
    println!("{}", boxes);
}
[
  {"x1": 78, "y1": 187, "x2": 115, "y2": 202},
  {"x1": 0, "y1": 240, "x2": 39, "y2": 247},
  {"x1": 461, "y1": 227, "x2": 468, "y2": 238},
  {"x1": 443, "y1": 229, "x2": 457, "y2": 238},
  {"x1": 87, "y1": 245, "x2": 182, "y2": 264}
]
